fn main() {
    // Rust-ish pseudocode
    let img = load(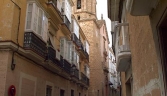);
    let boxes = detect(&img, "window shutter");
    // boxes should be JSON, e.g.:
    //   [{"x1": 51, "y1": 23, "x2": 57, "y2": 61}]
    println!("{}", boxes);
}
[
  {"x1": 85, "y1": 41, "x2": 89, "y2": 54},
  {"x1": 72, "y1": 45, "x2": 75, "y2": 65},
  {"x1": 37, "y1": 8, "x2": 43, "y2": 36},
  {"x1": 32, "y1": 3, "x2": 38, "y2": 33},
  {"x1": 76, "y1": 54, "x2": 79, "y2": 69},
  {"x1": 57, "y1": 0, "x2": 62, "y2": 12},
  {"x1": 42, "y1": 16, "x2": 48, "y2": 42},
  {"x1": 87, "y1": 66, "x2": 90, "y2": 78},
  {"x1": 26, "y1": 3, "x2": 33, "y2": 30},
  {"x1": 67, "y1": 41, "x2": 73, "y2": 63},
  {"x1": 73, "y1": 20, "x2": 79, "y2": 38},
  {"x1": 60, "y1": 38, "x2": 66, "y2": 58},
  {"x1": 62, "y1": 0, "x2": 71, "y2": 23}
]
